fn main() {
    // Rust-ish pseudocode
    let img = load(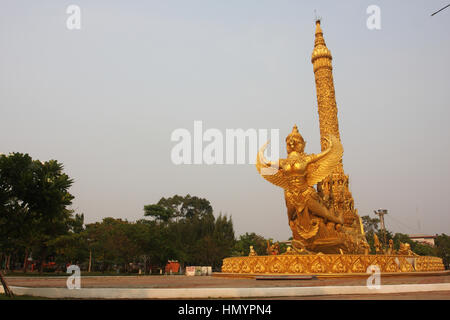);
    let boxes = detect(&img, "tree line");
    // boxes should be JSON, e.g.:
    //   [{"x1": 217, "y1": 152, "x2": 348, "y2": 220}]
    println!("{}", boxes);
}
[
  {"x1": 1, "y1": 153, "x2": 448, "y2": 274},
  {"x1": 0, "y1": 153, "x2": 77, "y2": 273},
  {"x1": 361, "y1": 215, "x2": 450, "y2": 267},
  {"x1": 0, "y1": 154, "x2": 237, "y2": 273},
  {"x1": 0, "y1": 153, "x2": 245, "y2": 273}
]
